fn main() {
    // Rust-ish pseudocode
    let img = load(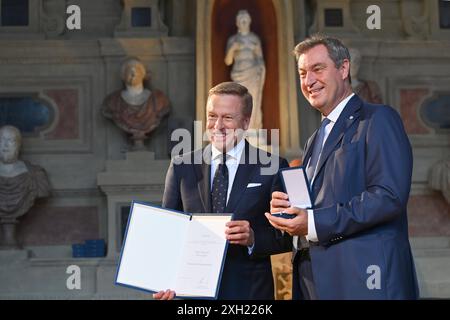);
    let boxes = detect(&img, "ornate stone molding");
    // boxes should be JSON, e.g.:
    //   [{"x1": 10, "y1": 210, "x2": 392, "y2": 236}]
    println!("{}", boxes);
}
[
  {"x1": 400, "y1": 0, "x2": 430, "y2": 40},
  {"x1": 308, "y1": 0, "x2": 360, "y2": 37},
  {"x1": 114, "y1": 0, "x2": 168, "y2": 38},
  {"x1": 40, "y1": 0, "x2": 66, "y2": 38}
]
